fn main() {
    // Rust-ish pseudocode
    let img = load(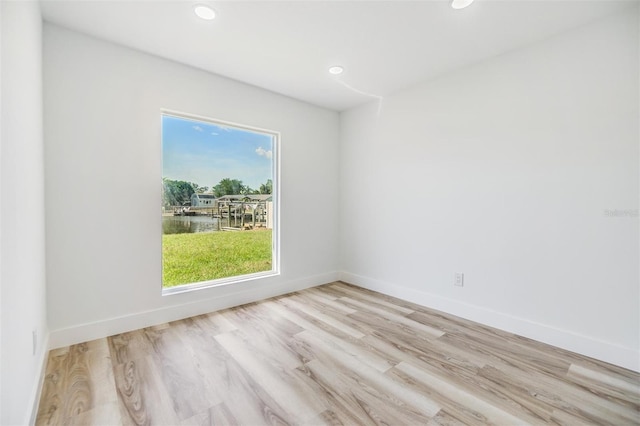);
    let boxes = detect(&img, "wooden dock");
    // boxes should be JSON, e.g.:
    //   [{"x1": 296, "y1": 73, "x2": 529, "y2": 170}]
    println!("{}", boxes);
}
[{"x1": 163, "y1": 201, "x2": 271, "y2": 231}]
